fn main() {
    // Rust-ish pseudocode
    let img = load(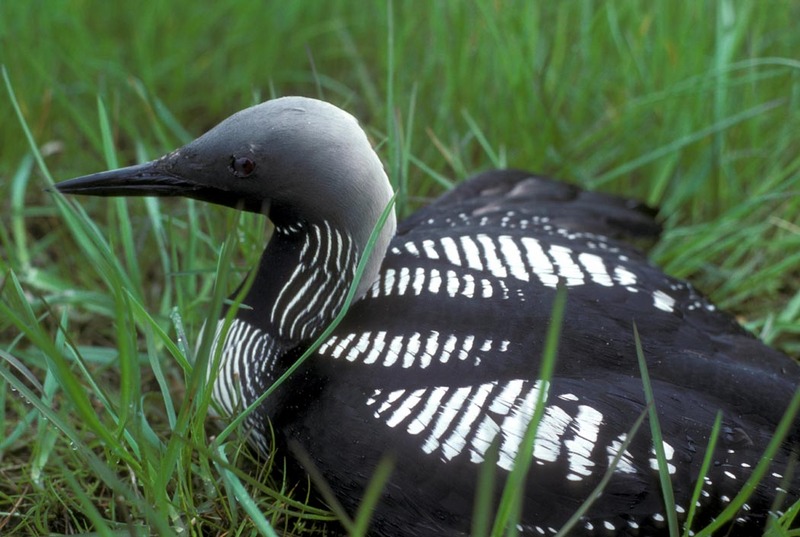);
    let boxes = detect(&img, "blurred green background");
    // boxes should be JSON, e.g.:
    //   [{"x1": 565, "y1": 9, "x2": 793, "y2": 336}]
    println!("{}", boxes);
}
[
  {"x1": 1, "y1": 1, "x2": 799, "y2": 534},
  {"x1": 2, "y1": 1, "x2": 799, "y2": 350}
]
